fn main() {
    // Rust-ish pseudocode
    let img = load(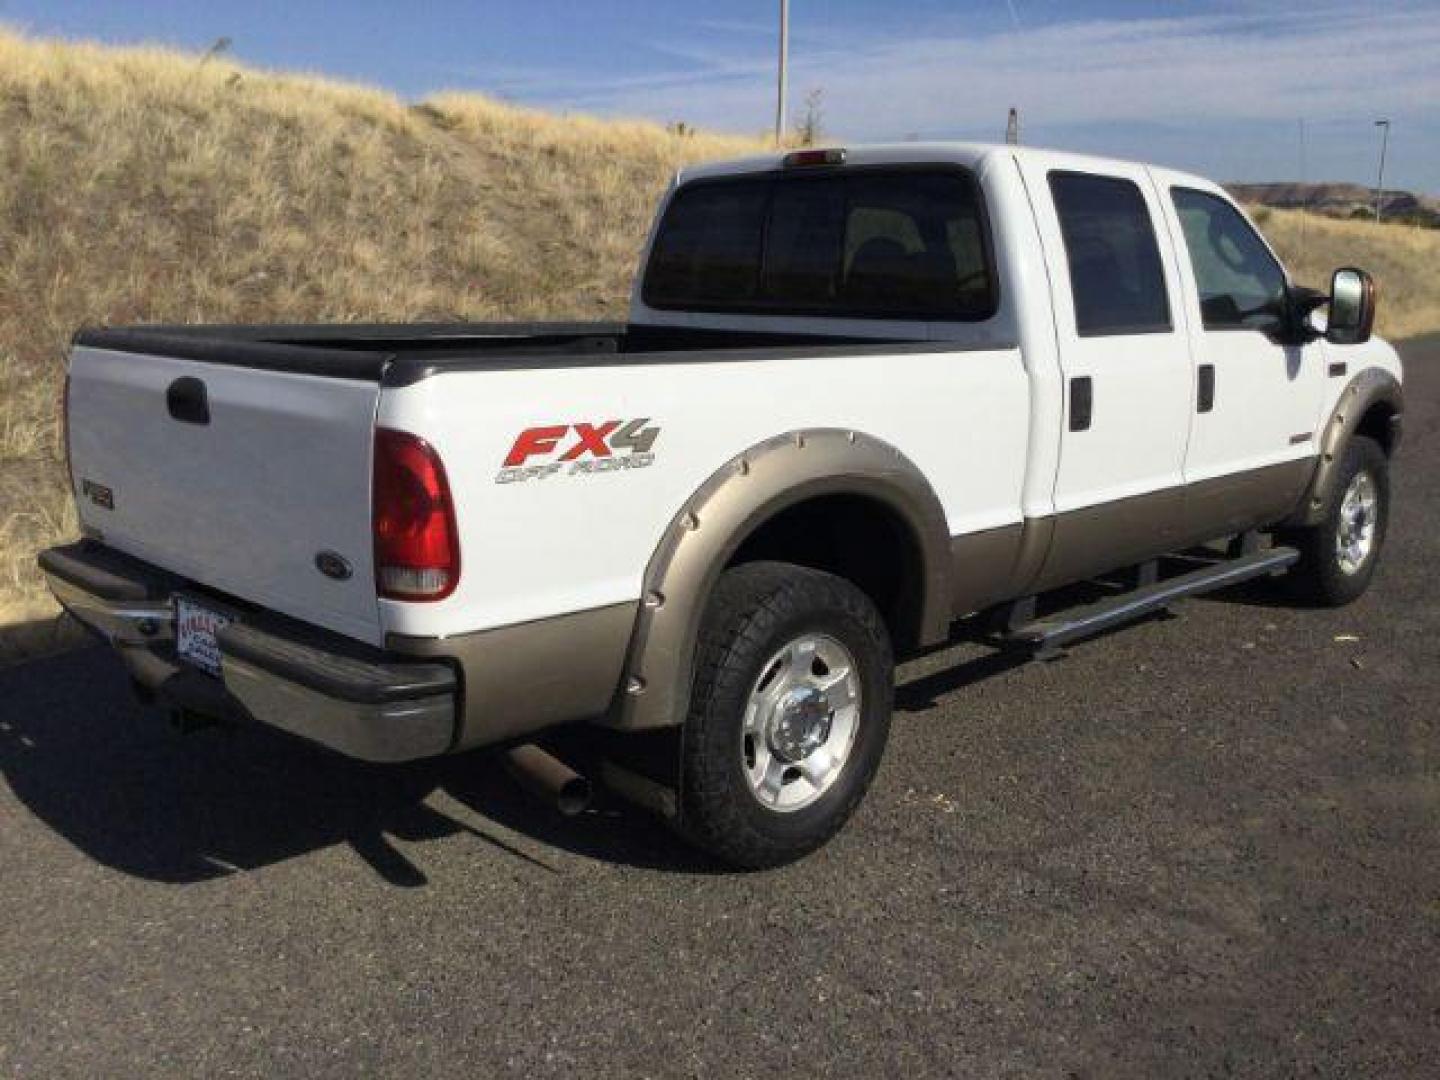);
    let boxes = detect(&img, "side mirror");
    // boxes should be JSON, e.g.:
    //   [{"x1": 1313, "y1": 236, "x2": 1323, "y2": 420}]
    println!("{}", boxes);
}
[{"x1": 1326, "y1": 267, "x2": 1376, "y2": 346}]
